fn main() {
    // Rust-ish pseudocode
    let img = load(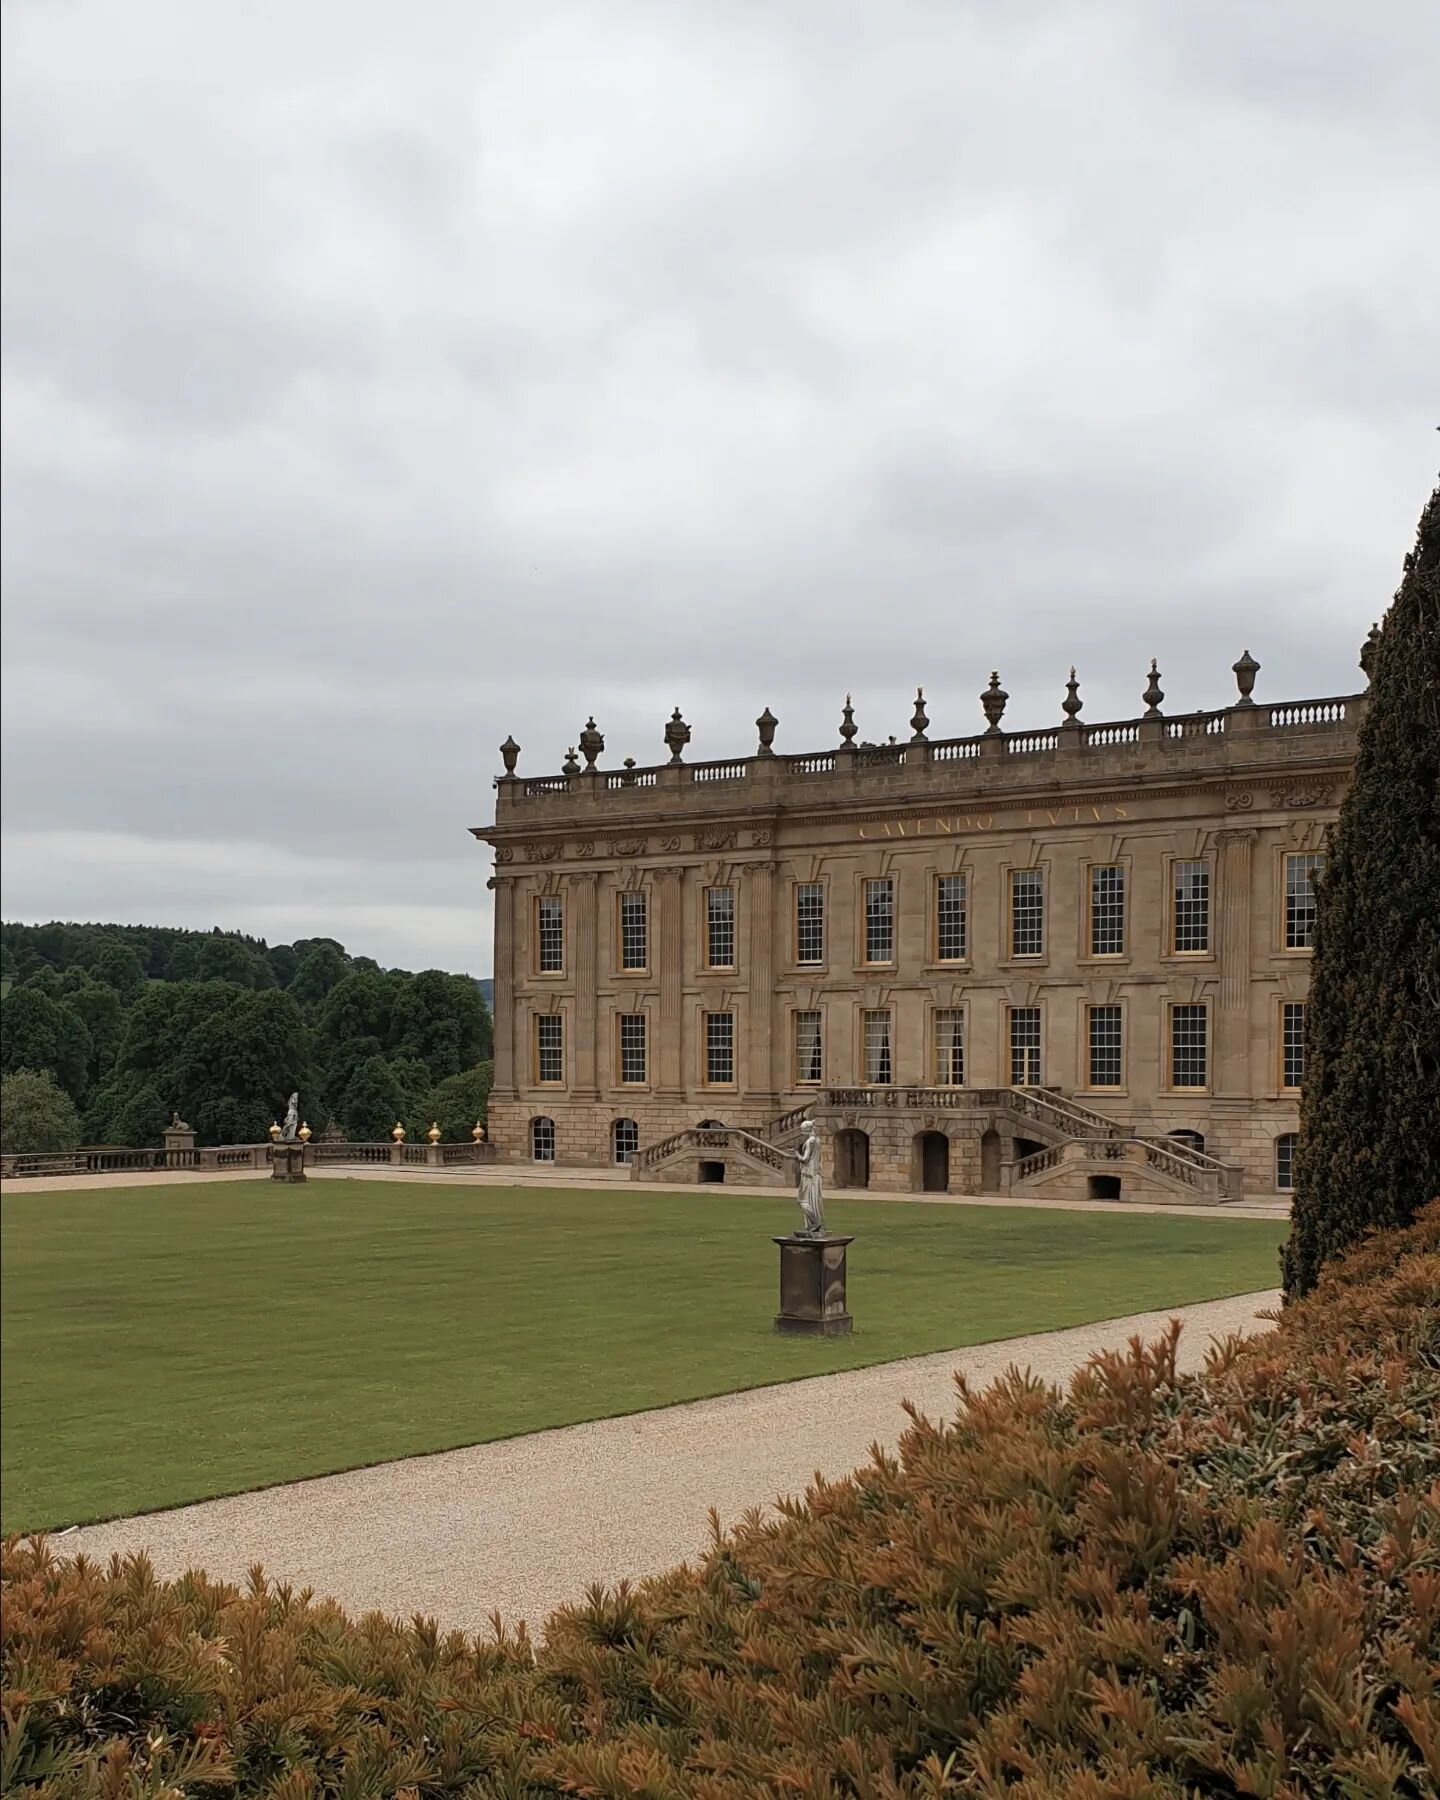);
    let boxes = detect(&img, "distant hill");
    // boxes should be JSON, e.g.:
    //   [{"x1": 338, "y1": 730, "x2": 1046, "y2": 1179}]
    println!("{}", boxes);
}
[{"x1": 475, "y1": 977, "x2": 494, "y2": 1012}]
